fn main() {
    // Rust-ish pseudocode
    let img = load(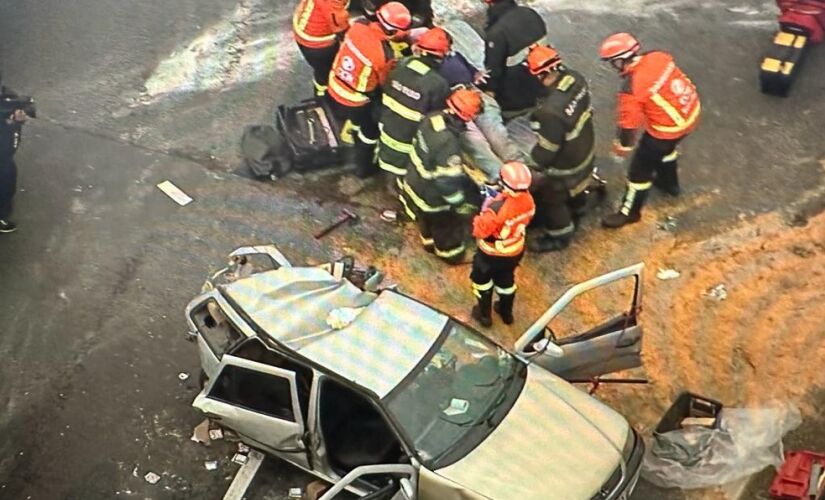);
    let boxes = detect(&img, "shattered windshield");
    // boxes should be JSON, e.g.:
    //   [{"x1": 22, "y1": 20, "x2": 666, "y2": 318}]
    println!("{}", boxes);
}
[{"x1": 385, "y1": 321, "x2": 526, "y2": 468}]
